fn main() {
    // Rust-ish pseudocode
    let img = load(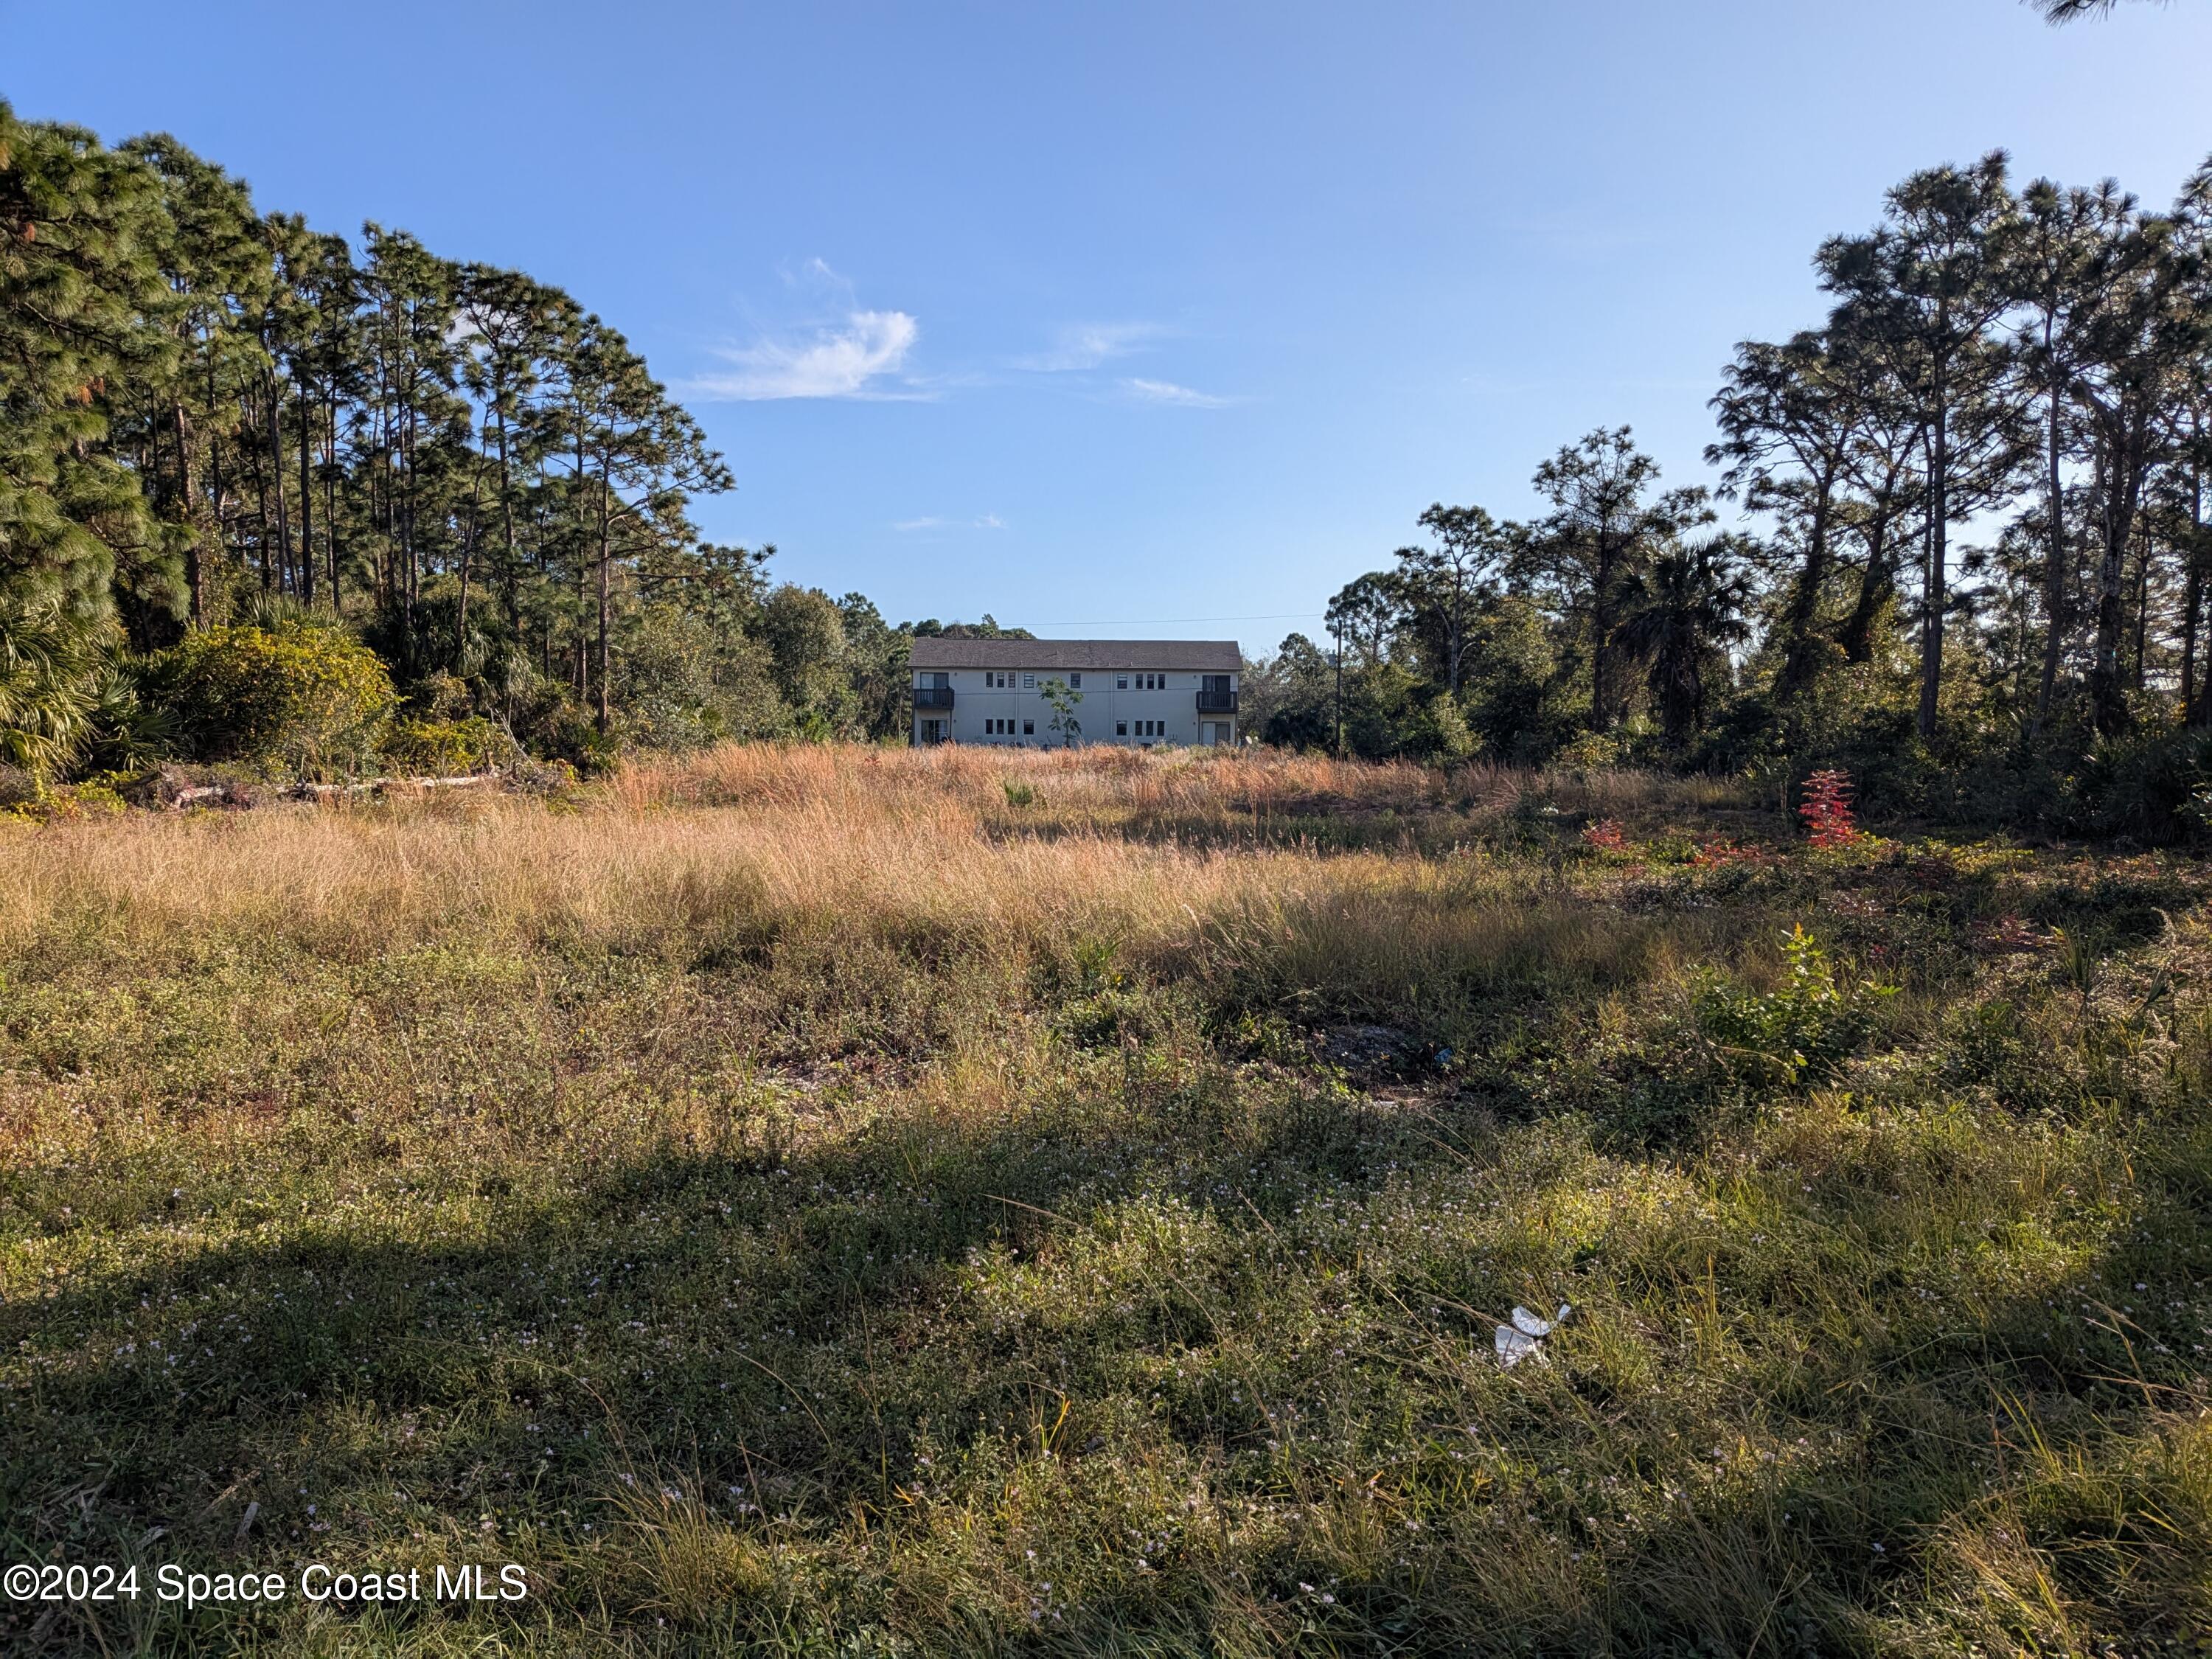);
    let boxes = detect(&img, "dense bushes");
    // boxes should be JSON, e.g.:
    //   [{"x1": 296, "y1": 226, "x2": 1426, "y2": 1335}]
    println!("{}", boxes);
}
[
  {"x1": 145, "y1": 621, "x2": 397, "y2": 777},
  {"x1": 382, "y1": 715, "x2": 519, "y2": 776}
]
